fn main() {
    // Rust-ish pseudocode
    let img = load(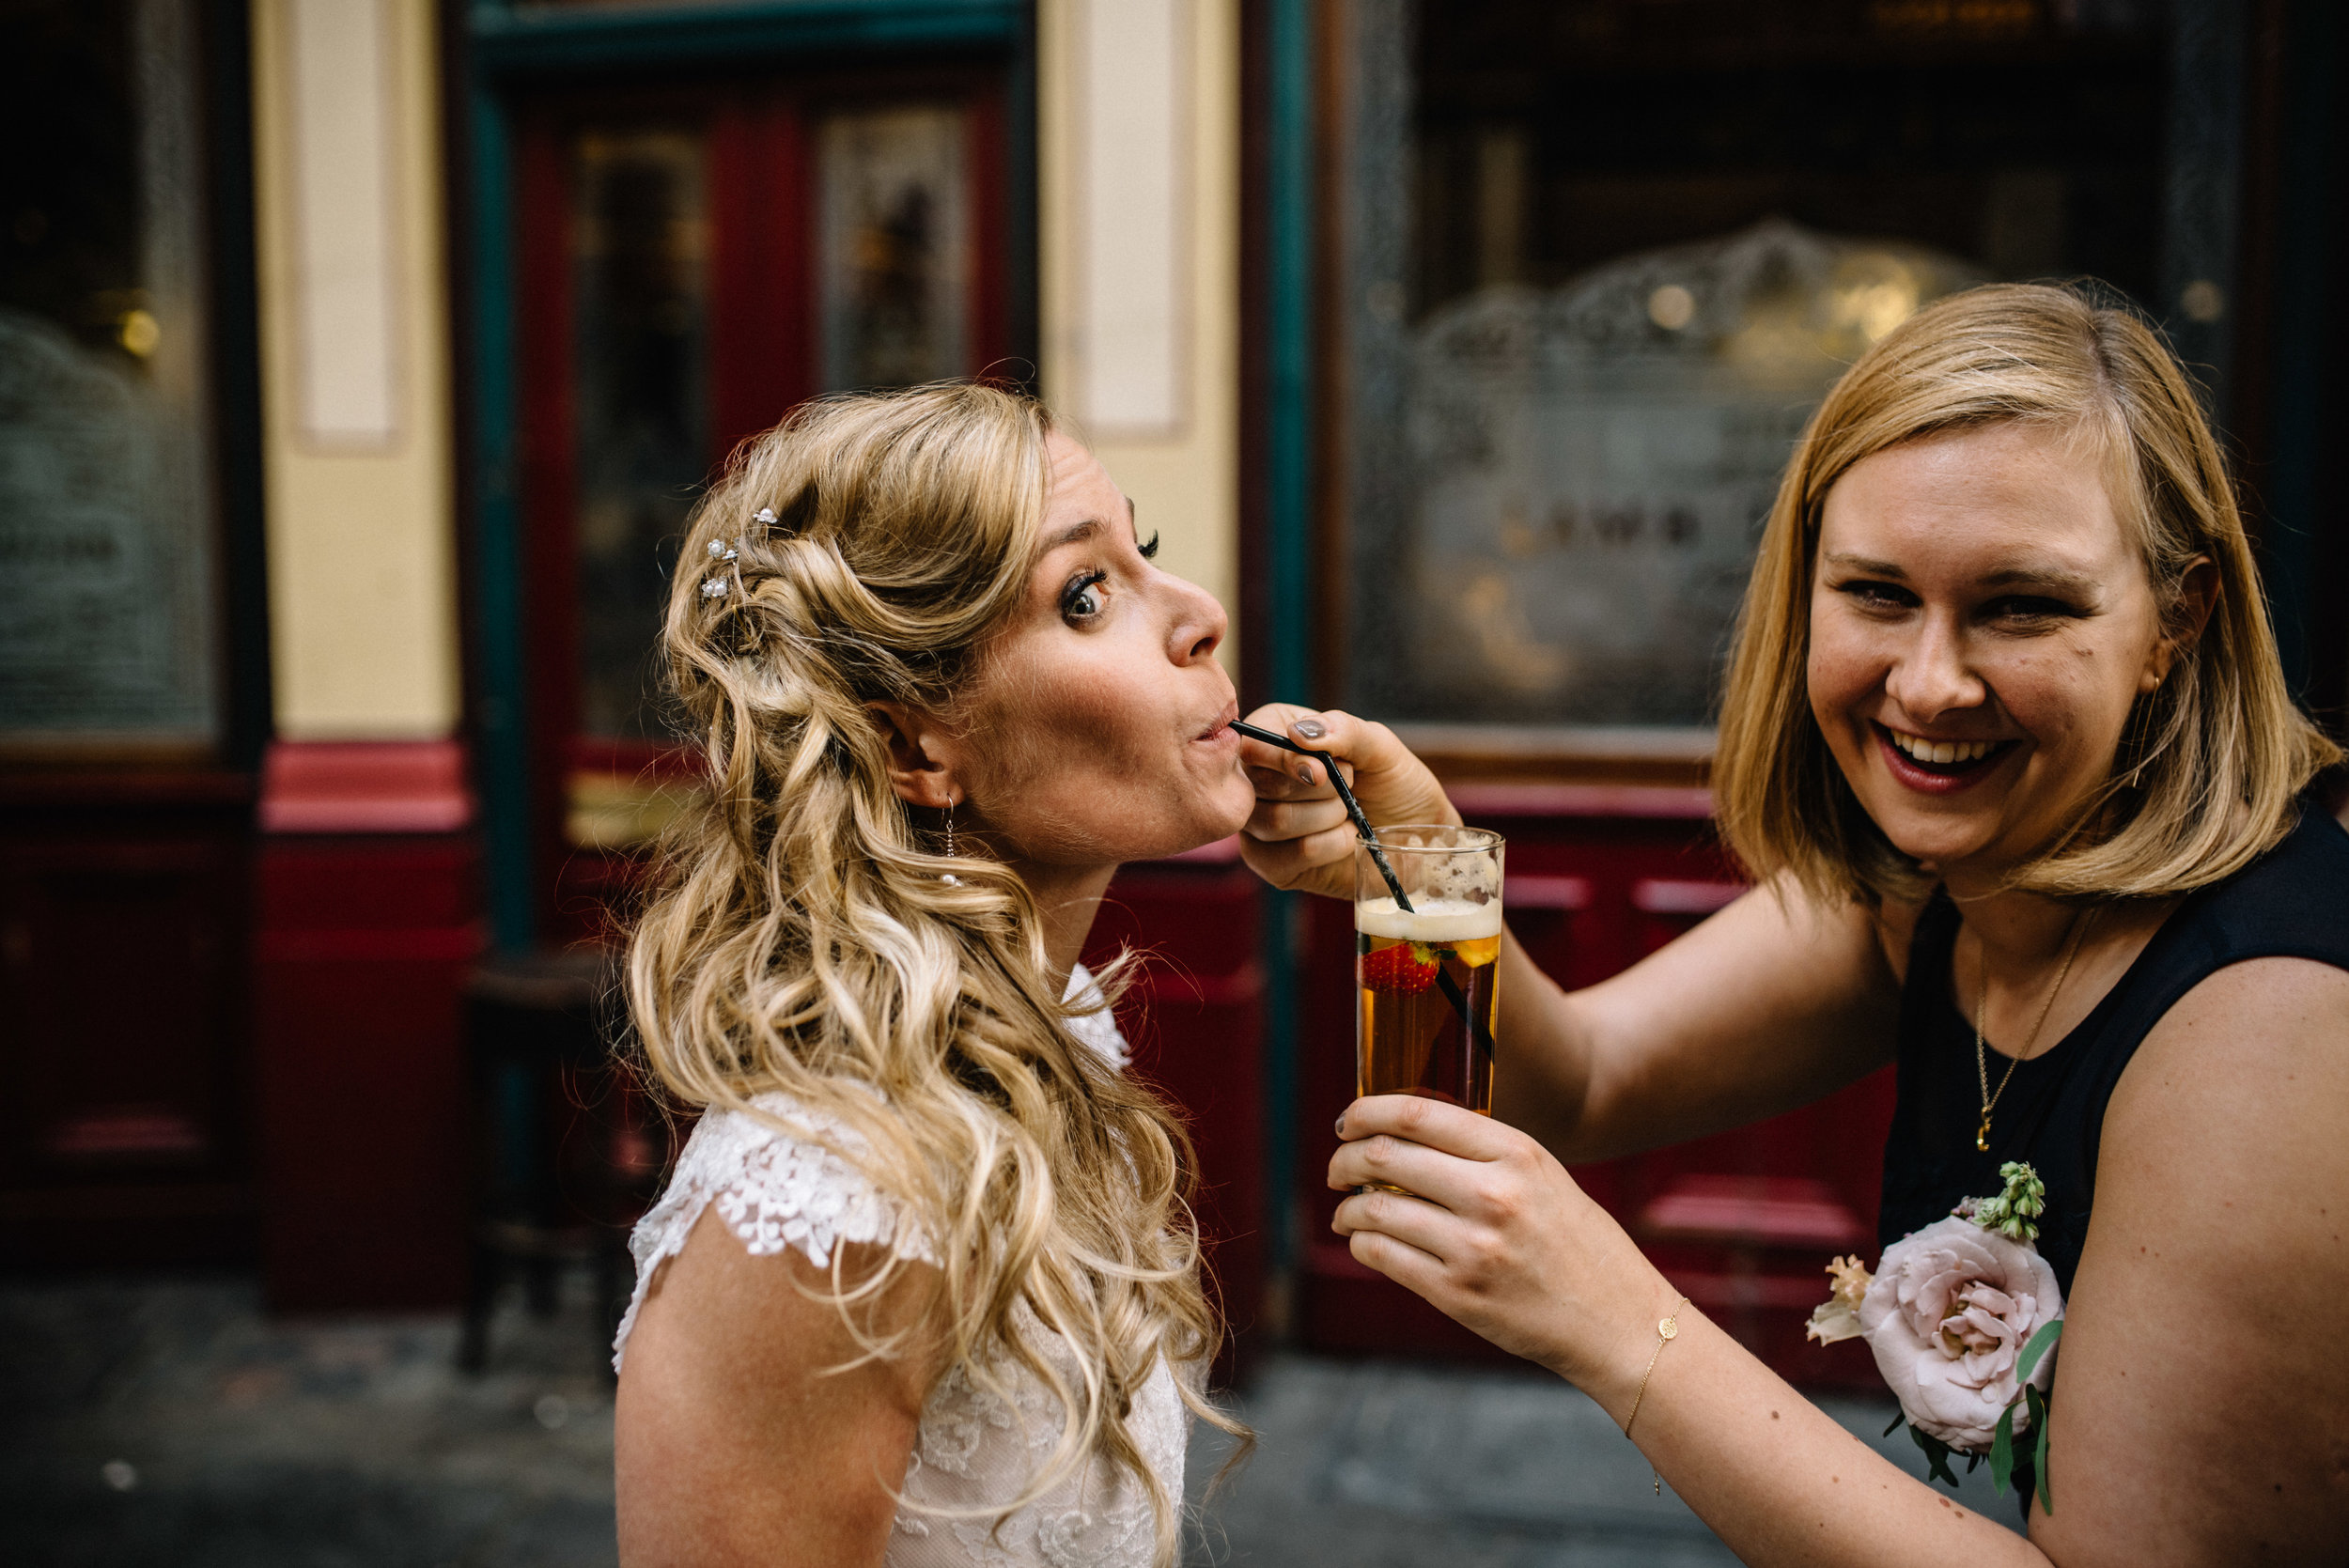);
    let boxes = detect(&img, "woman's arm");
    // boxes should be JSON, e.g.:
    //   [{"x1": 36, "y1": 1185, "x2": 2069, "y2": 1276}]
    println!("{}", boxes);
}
[
  {"x1": 1498, "y1": 876, "x2": 1908, "y2": 1160},
  {"x1": 1328, "y1": 1096, "x2": 2047, "y2": 1568},
  {"x1": 2029, "y1": 955, "x2": 2349, "y2": 1565},
  {"x1": 1237, "y1": 705, "x2": 1910, "y2": 1159},
  {"x1": 615, "y1": 1208, "x2": 944, "y2": 1568},
  {"x1": 1330, "y1": 942, "x2": 2349, "y2": 1568}
]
